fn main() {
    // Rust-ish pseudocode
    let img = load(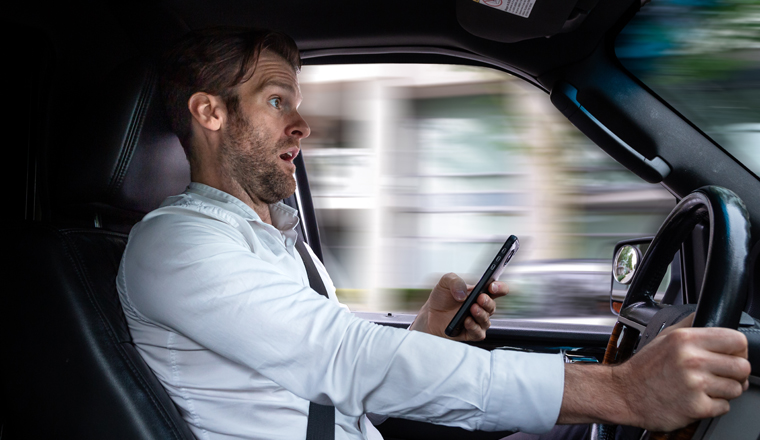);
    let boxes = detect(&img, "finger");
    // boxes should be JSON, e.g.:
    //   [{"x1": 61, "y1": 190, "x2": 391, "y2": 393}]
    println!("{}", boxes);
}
[
  {"x1": 699, "y1": 399, "x2": 731, "y2": 419},
  {"x1": 470, "y1": 303, "x2": 491, "y2": 329},
  {"x1": 477, "y1": 293, "x2": 496, "y2": 315},
  {"x1": 702, "y1": 375, "x2": 747, "y2": 400},
  {"x1": 684, "y1": 328, "x2": 749, "y2": 356},
  {"x1": 663, "y1": 327, "x2": 749, "y2": 357},
  {"x1": 488, "y1": 281, "x2": 509, "y2": 299},
  {"x1": 463, "y1": 316, "x2": 486, "y2": 341},
  {"x1": 681, "y1": 394, "x2": 731, "y2": 421},
  {"x1": 699, "y1": 352, "x2": 752, "y2": 382}
]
